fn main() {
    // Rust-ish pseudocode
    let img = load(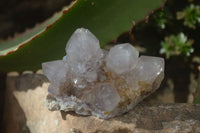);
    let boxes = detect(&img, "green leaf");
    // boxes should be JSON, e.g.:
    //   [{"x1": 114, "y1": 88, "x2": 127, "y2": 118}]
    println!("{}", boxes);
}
[{"x1": 0, "y1": 0, "x2": 164, "y2": 72}]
